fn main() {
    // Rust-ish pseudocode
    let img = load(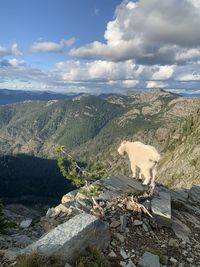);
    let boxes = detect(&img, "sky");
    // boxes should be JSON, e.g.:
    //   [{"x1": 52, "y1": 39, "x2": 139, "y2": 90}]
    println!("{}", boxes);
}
[{"x1": 0, "y1": 0, "x2": 200, "y2": 95}]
